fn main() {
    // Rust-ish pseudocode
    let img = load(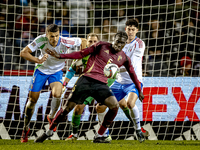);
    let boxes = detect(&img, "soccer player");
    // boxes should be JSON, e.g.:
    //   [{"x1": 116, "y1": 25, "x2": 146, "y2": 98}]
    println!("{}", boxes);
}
[
  {"x1": 20, "y1": 24, "x2": 87, "y2": 143},
  {"x1": 64, "y1": 33, "x2": 113, "y2": 142},
  {"x1": 96, "y1": 18, "x2": 149, "y2": 143},
  {"x1": 34, "y1": 31, "x2": 144, "y2": 143}
]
